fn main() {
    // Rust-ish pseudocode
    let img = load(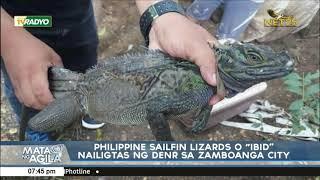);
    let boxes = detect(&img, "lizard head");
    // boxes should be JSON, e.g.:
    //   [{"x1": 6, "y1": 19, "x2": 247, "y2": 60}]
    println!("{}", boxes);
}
[{"x1": 216, "y1": 42, "x2": 294, "y2": 96}]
